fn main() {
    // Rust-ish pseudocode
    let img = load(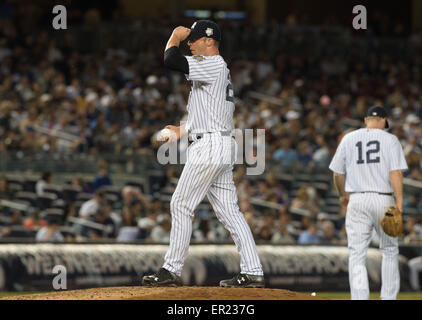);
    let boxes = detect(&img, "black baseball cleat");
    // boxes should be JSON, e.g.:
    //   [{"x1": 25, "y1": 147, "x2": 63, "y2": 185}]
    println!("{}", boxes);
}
[
  {"x1": 219, "y1": 273, "x2": 265, "y2": 288},
  {"x1": 141, "y1": 268, "x2": 182, "y2": 287}
]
